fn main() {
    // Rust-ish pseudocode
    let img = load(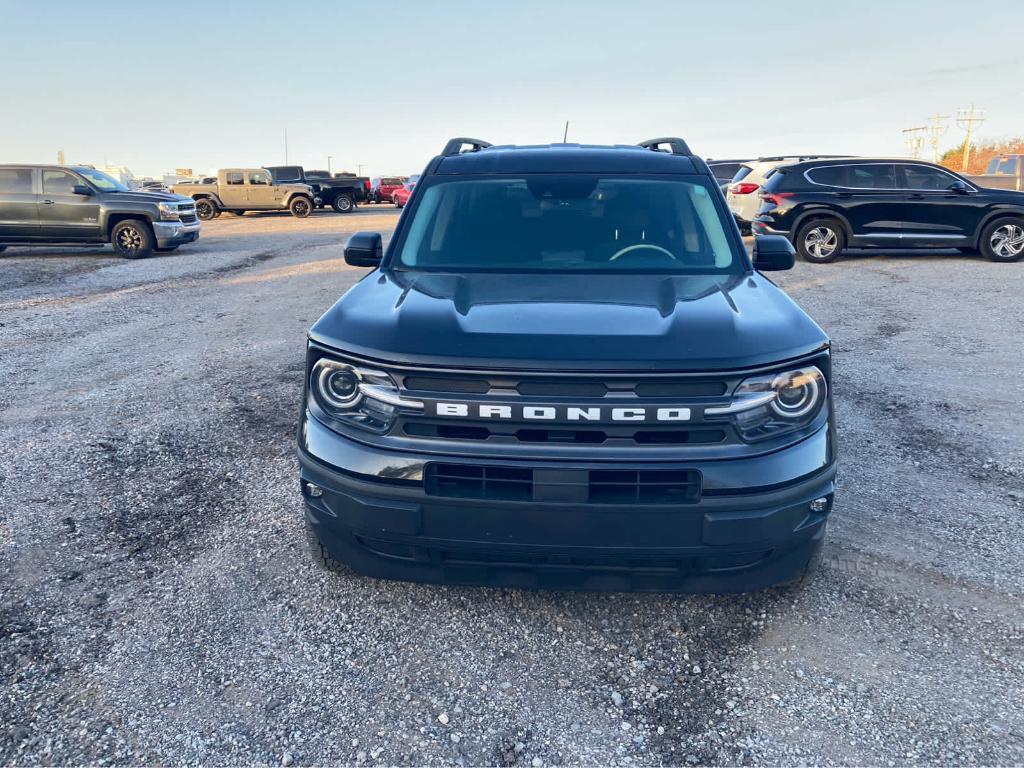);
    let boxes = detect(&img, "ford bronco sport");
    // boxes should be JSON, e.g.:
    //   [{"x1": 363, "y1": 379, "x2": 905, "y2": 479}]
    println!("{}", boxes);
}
[{"x1": 299, "y1": 137, "x2": 837, "y2": 593}]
